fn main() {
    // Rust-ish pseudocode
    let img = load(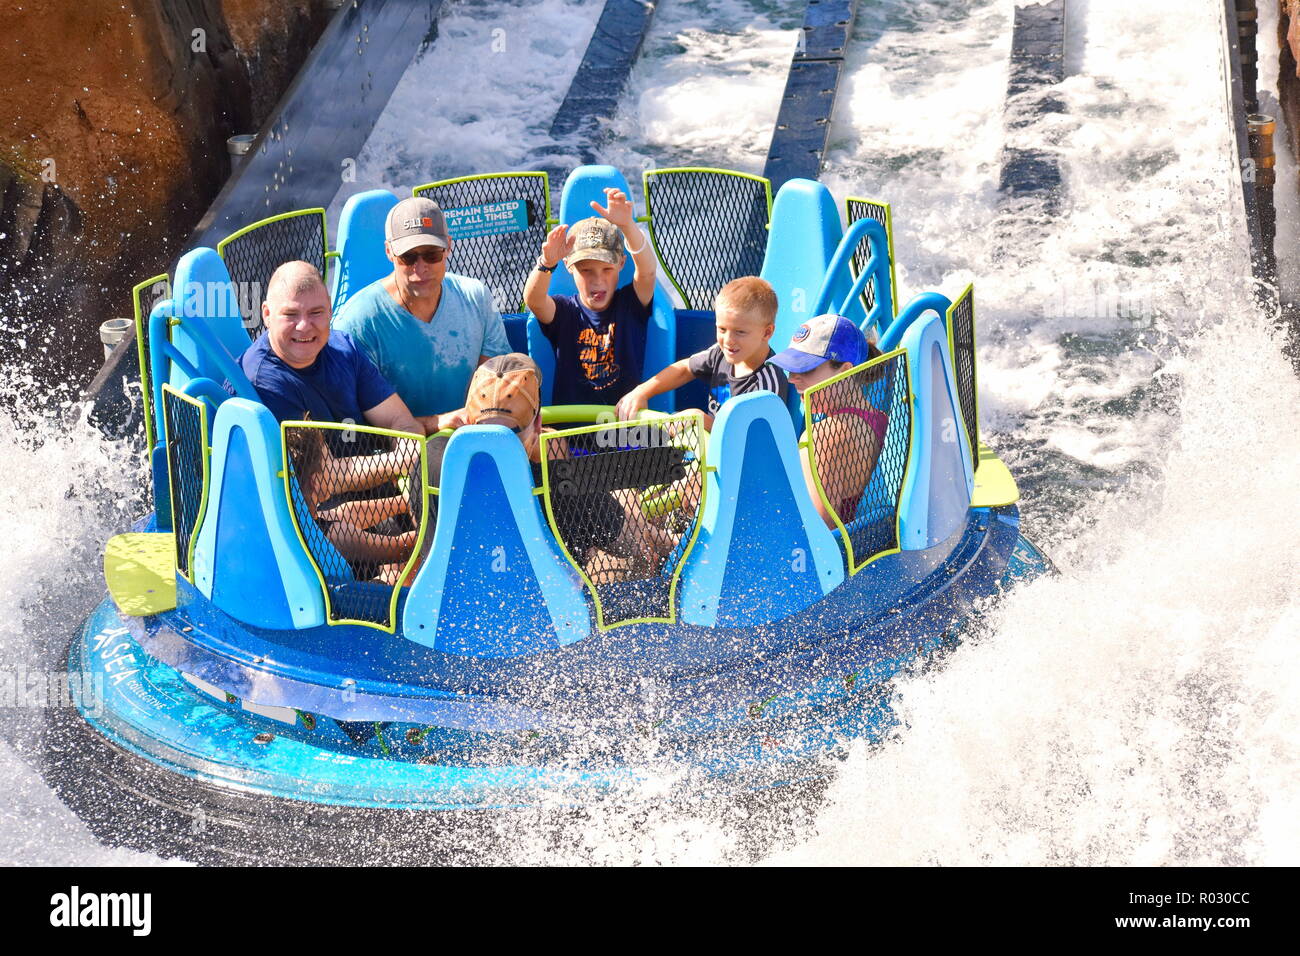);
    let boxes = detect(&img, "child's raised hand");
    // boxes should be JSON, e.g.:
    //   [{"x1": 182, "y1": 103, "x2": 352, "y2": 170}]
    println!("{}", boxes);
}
[
  {"x1": 591, "y1": 188, "x2": 635, "y2": 230},
  {"x1": 540, "y1": 224, "x2": 573, "y2": 267}
]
